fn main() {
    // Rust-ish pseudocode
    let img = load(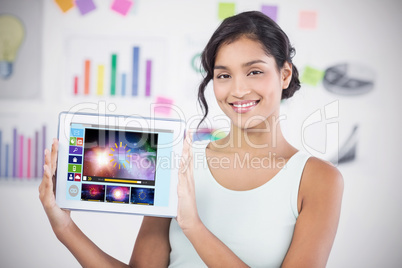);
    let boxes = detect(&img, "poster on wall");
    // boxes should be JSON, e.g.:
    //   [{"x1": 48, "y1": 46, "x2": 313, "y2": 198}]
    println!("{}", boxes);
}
[
  {"x1": 64, "y1": 36, "x2": 168, "y2": 99},
  {"x1": 0, "y1": 0, "x2": 42, "y2": 99}
]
